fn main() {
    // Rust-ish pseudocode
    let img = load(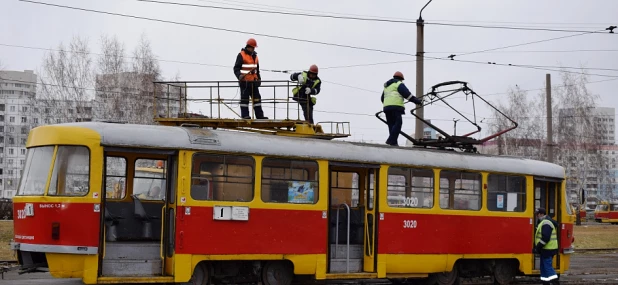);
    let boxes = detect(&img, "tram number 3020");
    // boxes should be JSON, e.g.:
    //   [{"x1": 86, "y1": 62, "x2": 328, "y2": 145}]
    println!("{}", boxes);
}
[{"x1": 403, "y1": 220, "x2": 418, "y2": 229}]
